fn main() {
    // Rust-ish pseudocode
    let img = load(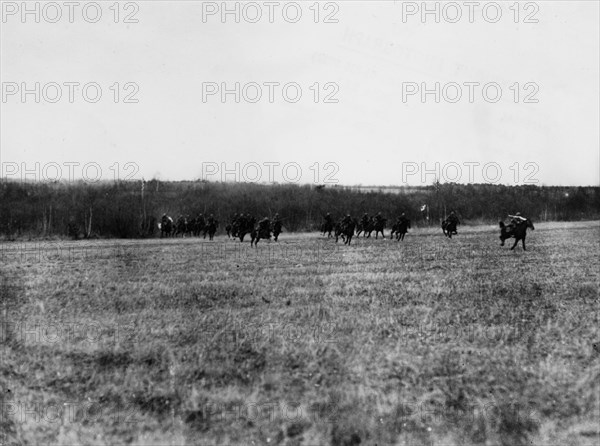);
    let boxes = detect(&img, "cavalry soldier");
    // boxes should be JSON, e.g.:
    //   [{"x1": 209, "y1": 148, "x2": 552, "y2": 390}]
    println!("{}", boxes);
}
[
  {"x1": 273, "y1": 213, "x2": 280, "y2": 223},
  {"x1": 207, "y1": 214, "x2": 215, "y2": 225},
  {"x1": 510, "y1": 212, "x2": 527, "y2": 225},
  {"x1": 399, "y1": 212, "x2": 408, "y2": 223},
  {"x1": 375, "y1": 212, "x2": 384, "y2": 224},
  {"x1": 258, "y1": 216, "x2": 271, "y2": 235},
  {"x1": 361, "y1": 212, "x2": 370, "y2": 227},
  {"x1": 509, "y1": 212, "x2": 527, "y2": 230},
  {"x1": 448, "y1": 211, "x2": 460, "y2": 225},
  {"x1": 324, "y1": 212, "x2": 333, "y2": 224},
  {"x1": 341, "y1": 213, "x2": 353, "y2": 228}
]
